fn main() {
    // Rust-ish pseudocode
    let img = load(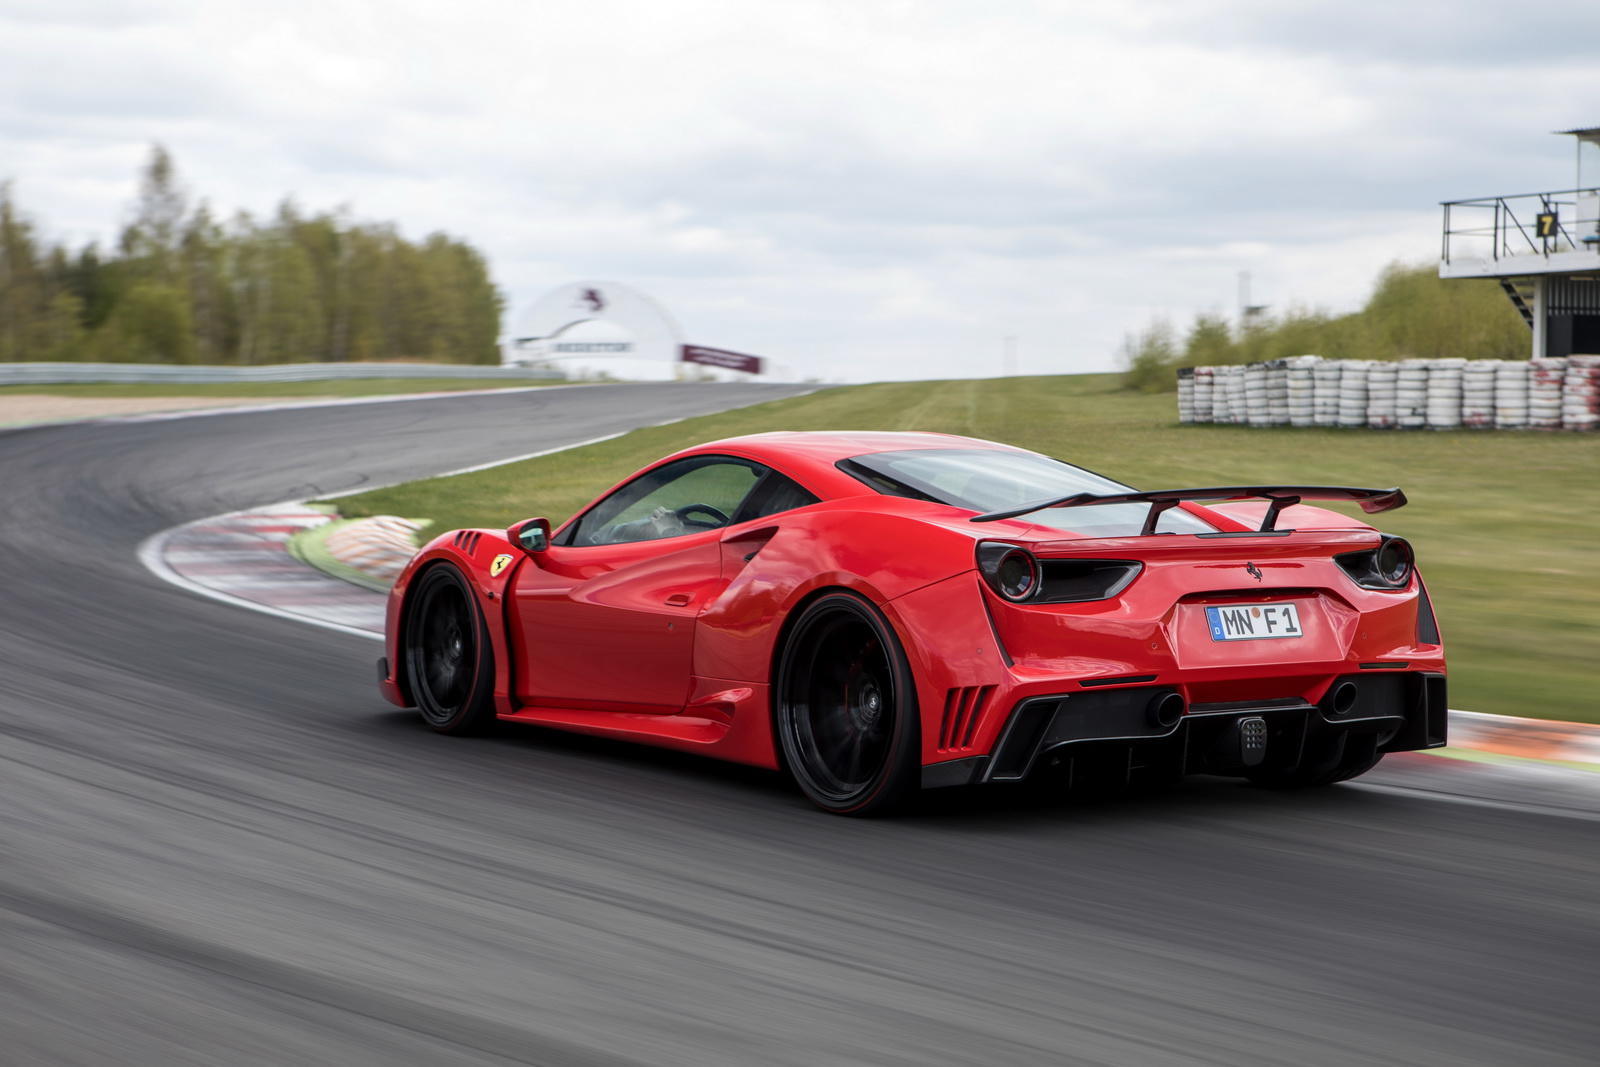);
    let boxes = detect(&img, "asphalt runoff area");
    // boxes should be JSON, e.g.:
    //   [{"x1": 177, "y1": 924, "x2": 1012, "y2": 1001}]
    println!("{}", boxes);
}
[{"x1": 1, "y1": 383, "x2": 1595, "y2": 1065}]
